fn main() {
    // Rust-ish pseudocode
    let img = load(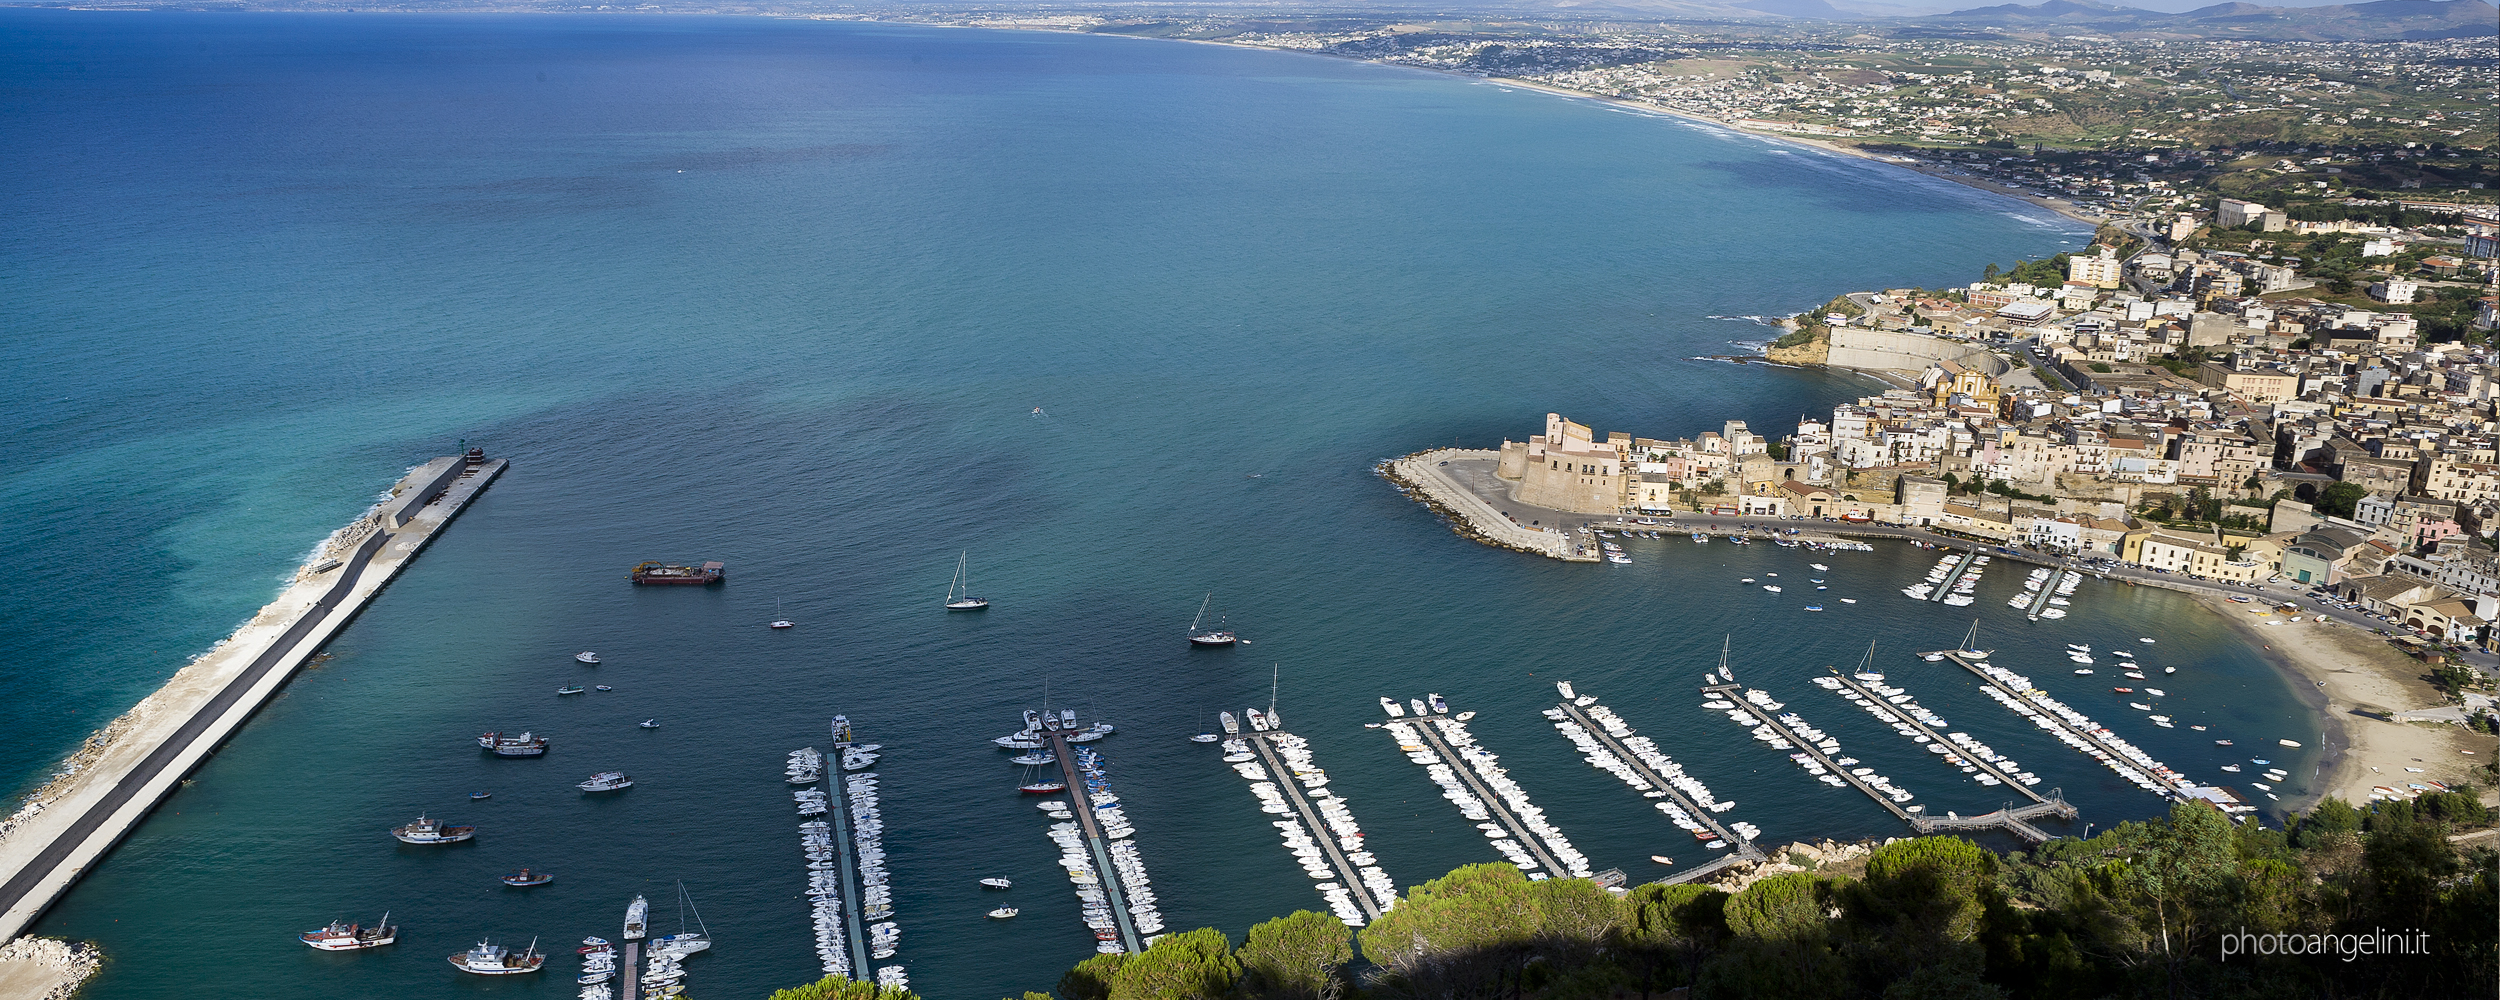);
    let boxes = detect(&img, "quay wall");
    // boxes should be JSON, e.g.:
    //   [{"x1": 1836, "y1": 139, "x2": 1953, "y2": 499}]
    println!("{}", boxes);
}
[
  {"x1": 0, "y1": 457, "x2": 506, "y2": 946},
  {"x1": 1383, "y1": 450, "x2": 1591, "y2": 562},
  {"x1": 1824, "y1": 328, "x2": 2010, "y2": 376}
]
